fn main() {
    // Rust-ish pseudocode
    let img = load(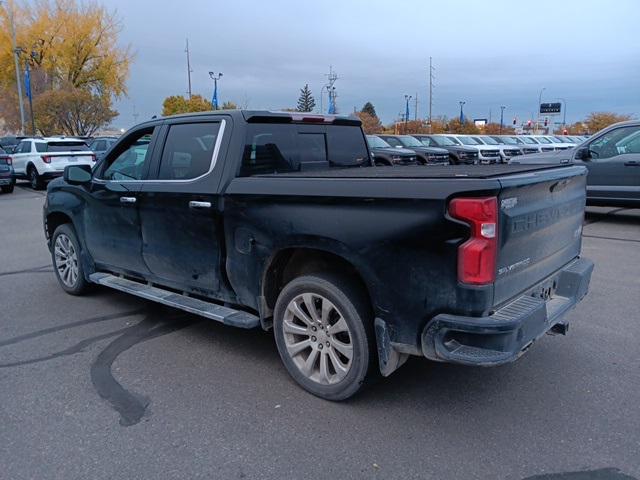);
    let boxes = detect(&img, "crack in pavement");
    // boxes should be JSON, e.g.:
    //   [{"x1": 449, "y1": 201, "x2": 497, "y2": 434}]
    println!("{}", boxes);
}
[
  {"x1": 0, "y1": 309, "x2": 145, "y2": 348},
  {"x1": 89, "y1": 313, "x2": 199, "y2": 426},
  {"x1": 0, "y1": 264, "x2": 53, "y2": 278},
  {"x1": 522, "y1": 467, "x2": 638, "y2": 480}
]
